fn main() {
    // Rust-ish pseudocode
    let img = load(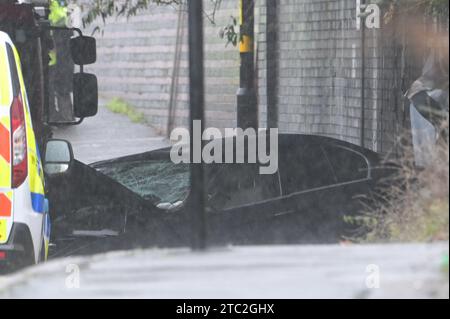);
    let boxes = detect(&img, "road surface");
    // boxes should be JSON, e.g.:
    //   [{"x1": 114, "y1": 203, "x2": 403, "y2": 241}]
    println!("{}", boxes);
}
[{"x1": 0, "y1": 243, "x2": 448, "y2": 298}]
